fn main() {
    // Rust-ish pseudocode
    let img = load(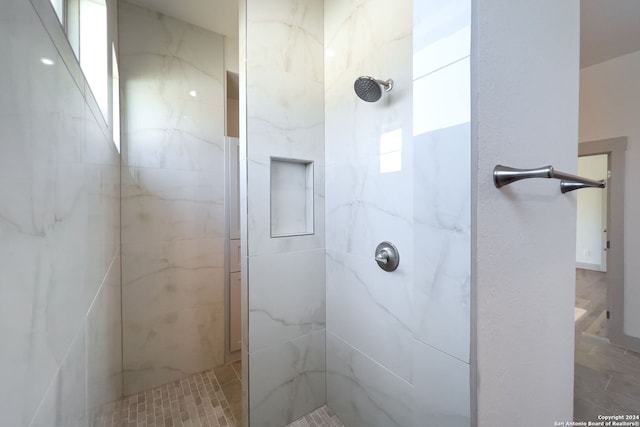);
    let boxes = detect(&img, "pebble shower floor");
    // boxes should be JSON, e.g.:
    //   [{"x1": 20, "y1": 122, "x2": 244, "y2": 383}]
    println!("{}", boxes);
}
[{"x1": 93, "y1": 366, "x2": 344, "y2": 427}]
